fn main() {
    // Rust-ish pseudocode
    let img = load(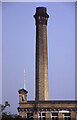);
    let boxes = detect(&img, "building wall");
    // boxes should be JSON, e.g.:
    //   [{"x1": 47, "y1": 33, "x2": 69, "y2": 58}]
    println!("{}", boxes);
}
[{"x1": 18, "y1": 101, "x2": 77, "y2": 119}]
